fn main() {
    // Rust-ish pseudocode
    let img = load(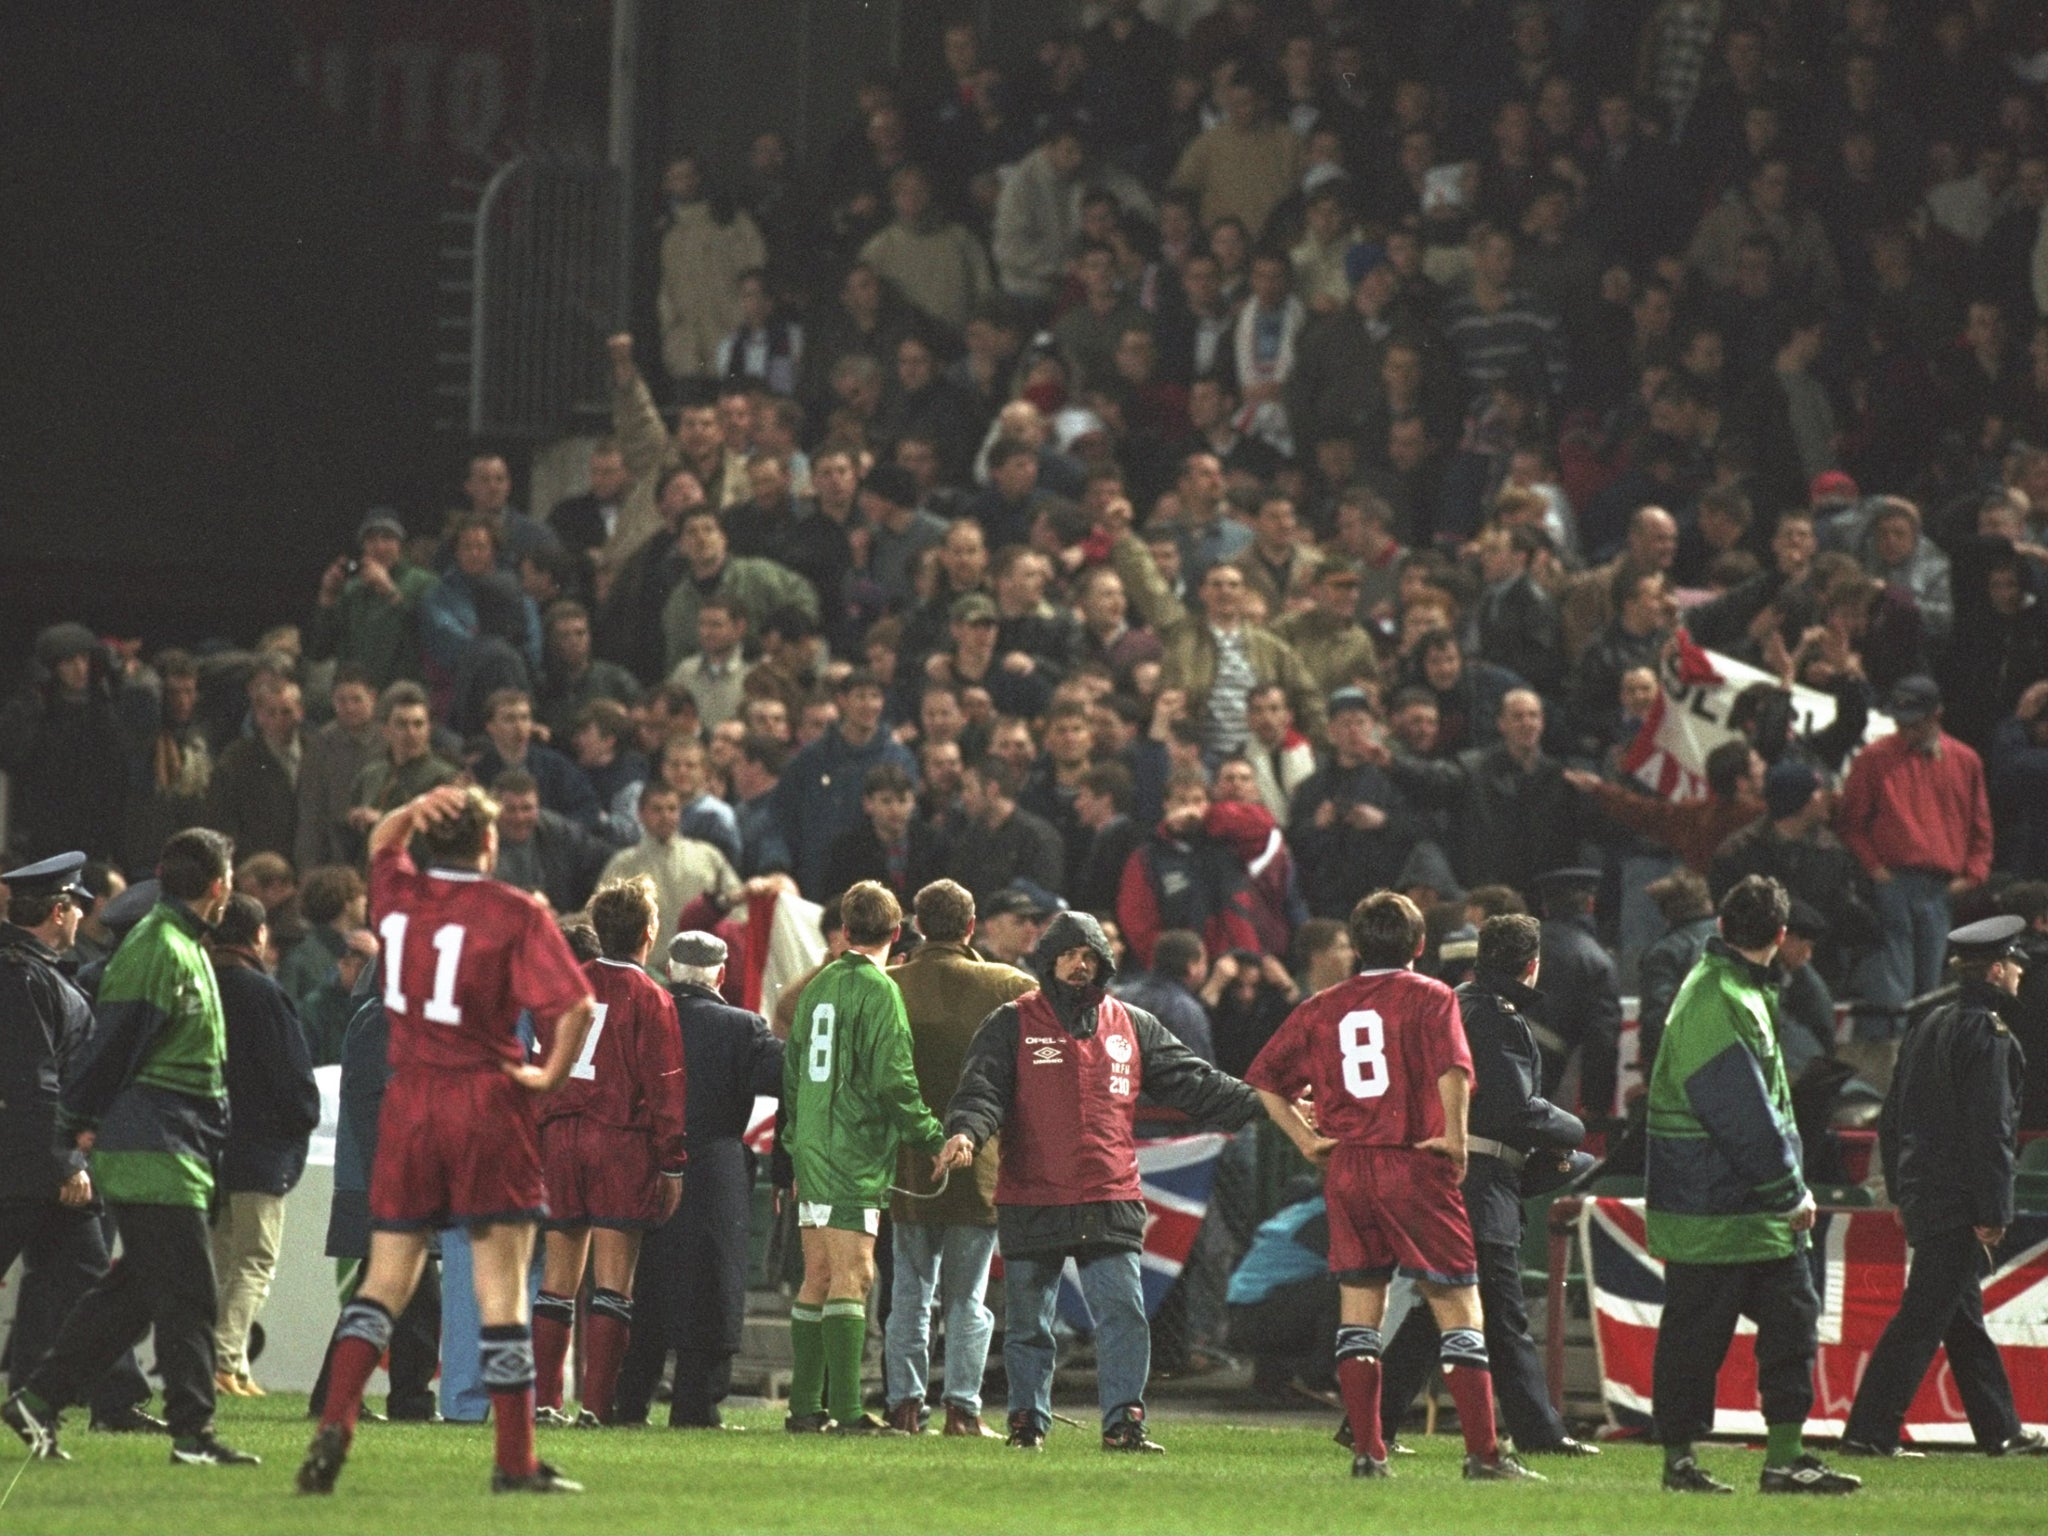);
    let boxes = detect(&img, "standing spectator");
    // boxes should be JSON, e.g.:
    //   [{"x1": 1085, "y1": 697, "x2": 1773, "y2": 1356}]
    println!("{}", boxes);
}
[
  {"x1": 1112, "y1": 928, "x2": 1217, "y2": 1064},
  {"x1": 774, "y1": 671, "x2": 920, "y2": 899},
  {"x1": 1859, "y1": 499, "x2": 1954, "y2": 646},
  {"x1": 935, "y1": 911, "x2": 1261, "y2": 1453},
  {"x1": 1117, "y1": 767, "x2": 1263, "y2": 972},
  {"x1": 1442, "y1": 225, "x2": 1568, "y2": 405},
  {"x1": 942, "y1": 755, "x2": 1064, "y2": 905},
  {"x1": 1634, "y1": 869, "x2": 1718, "y2": 1076},
  {"x1": 1646, "y1": 875, "x2": 1858, "y2": 1498},
  {"x1": 206, "y1": 894, "x2": 320, "y2": 1399},
  {"x1": 533, "y1": 601, "x2": 641, "y2": 745},
  {"x1": 1565, "y1": 739, "x2": 1766, "y2": 876},
  {"x1": 1288, "y1": 690, "x2": 1430, "y2": 918},
  {"x1": 344, "y1": 683, "x2": 458, "y2": 858},
  {"x1": 1991, "y1": 681, "x2": 2048, "y2": 878},
  {"x1": 1242, "y1": 681, "x2": 1318, "y2": 821},
  {"x1": 4, "y1": 830, "x2": 257, "y2": 1467},
  {"x1": 597, "y1": 781, "x2": 741, "y2": 957},
  {"x1": 0, "y1": 624, "x2": 131, "y2": 863},
  {"x1": 205, "y1": 676, "x2": 304, "y2": 863},
  {"x1": 1709, "y1": 760, "x2": 1874, "y2": 992},
  {"x1": 127, "y1": 648, "x2": 214, "y2": 875},
  {"x1": 882, "y1": 881, "x2": 1037, "y2": 1436},
  {"x1": 488, "y1": 772, "x2": 613, "y2": 917},
  {"x1": 1686, "y1": 157, "x2": 1842, "y2": 309},
  {"x1": 730, "y1": 732, "x2": 794, "y2": 878},
  {"x1": 1531, "y1": 867, "x2": 1623, "y2": 1116},
  {"x1": 293, "y1": 668, "x2": 378, "y2": 873},
  {"x1": 275, "y1": 865, "x2": 365, "y2": 1012},
  {"x1": 658, "y1": 155, "x2": 766, "y2": 380},
  {"x1": 547, "y1": 441, "x2": 634, "y2": 563},
  {"x1": 1837, "y1": 677, "x2": 1993, "y2": 1044},
  {"x1": 669, "y1": 598, "x2": 749, "y2": 734},
  {"x1": 1169, "y1": 71, "x2": 1305, "y2": 236},
  {"x1": 1472, "y1": 526, "x2": 1564, "y2": 696},
  {"x1": 822, "y1": 764, "x2": 948, "y2": 903},
  {"x1": 1071, "y1": 761, "x2": 1144, "y2": 915},
  {"x1": 471, "y1": 688, "x2": 600, "y2": 829},
  {"x1": 1843, "y1": 916, "x2": 2047, "y2": 1459},
  {"x1": 860, "y1": 164, "x2": 992, "y2": 338},
  {"x1": 418, "y1": 515, "x2": 541, "y2": 724},
  {"x1": 307, "y1": 513, "x2": 435, "y2": 689},
  {"x1": 657, "y1": 508, "x2": 818, "y2": 675}
]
